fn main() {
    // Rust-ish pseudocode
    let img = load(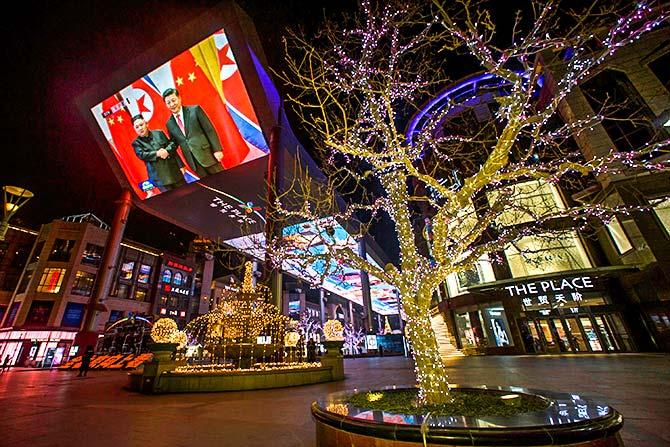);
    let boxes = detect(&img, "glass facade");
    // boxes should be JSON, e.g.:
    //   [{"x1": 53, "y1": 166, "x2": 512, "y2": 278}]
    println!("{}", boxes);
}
[
  {"x1": 454, "y1": 302, "x2": 513, "y2": 349},
  {"x1": 71, "y1": 271, "x2": 96, "y2": 296},
  {"x1": 504, "y1": 231, "x2": 592, "y2": 278}
]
